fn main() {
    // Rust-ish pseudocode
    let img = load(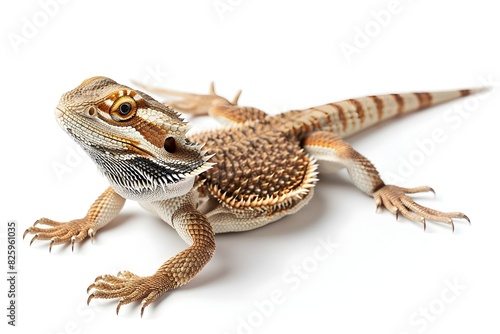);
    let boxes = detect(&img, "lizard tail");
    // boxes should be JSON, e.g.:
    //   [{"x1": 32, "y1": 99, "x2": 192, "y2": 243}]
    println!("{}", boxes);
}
[{"x1": 287, "y1": 87, "x2": 487, "y2": 139}]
